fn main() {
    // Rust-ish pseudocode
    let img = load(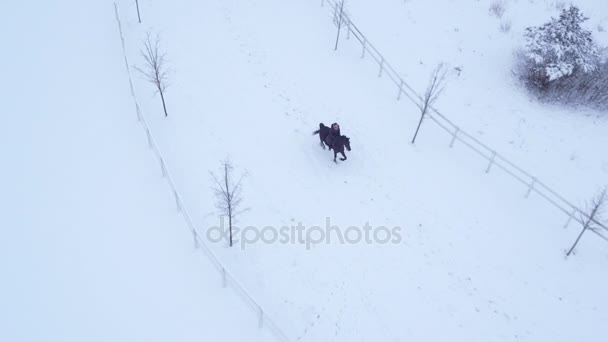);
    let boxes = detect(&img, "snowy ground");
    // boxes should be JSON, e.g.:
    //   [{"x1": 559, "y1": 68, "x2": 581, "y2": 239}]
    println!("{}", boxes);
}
[
  {"x1": 1, "y1": 1, "x2": 271, "y2": 341},
  {"x1": 3, "y1": 0, "x2": 607, "y2": 341},
  {"x1": 118, "y1": 0, "x2": 607, "y2": 341},
  {"x1": 345, "y1": 0, "x2": 608, "y2": 203}
]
